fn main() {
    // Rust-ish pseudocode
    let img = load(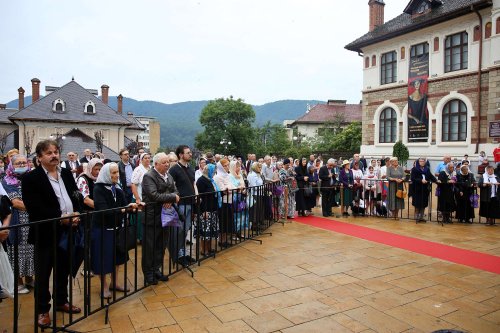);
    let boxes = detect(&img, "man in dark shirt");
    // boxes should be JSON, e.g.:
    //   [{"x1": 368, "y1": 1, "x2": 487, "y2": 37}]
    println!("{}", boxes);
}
[
  {"x1": 168, "y1": 145, "x2": 196, "y2": 264},
  {"x1": 117, "y1": 148, "x2": 135, "y2": 203}
]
